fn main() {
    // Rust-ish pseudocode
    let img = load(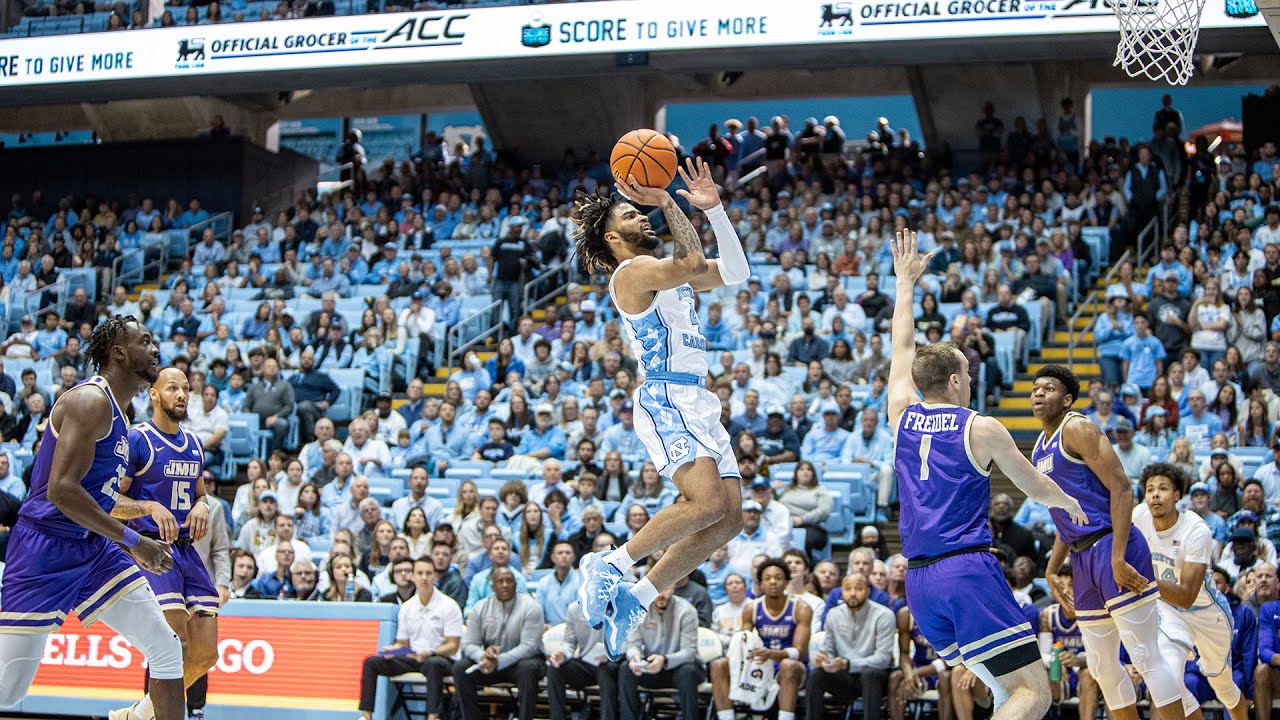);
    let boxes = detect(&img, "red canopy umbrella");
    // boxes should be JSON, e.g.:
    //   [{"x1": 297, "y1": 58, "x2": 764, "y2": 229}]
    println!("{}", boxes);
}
[{"x1": 1188, "y1": 119, "x2": 1243, "y2": 143}]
